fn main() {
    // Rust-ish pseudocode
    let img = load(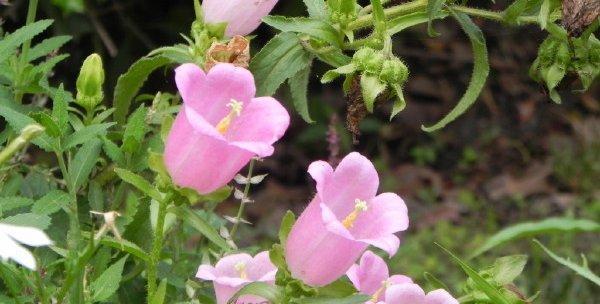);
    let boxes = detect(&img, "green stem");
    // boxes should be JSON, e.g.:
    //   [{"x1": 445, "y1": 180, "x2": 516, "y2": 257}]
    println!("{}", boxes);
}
[
  {"x1": 348, "y1": 0, "x2": 427, "y2": 31},
  {"x1": 0, "y1": 124, "x2": 44, "y2": 166},
  {"x1": 147, "y1": 194, "x2": 172, "y2": 301},
  {"x1": 229, "y1": 159, "x2": 256, "y2": 240},
  {"x1": 14, "y1": 0, "x2": 39, "y2": 103}
]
